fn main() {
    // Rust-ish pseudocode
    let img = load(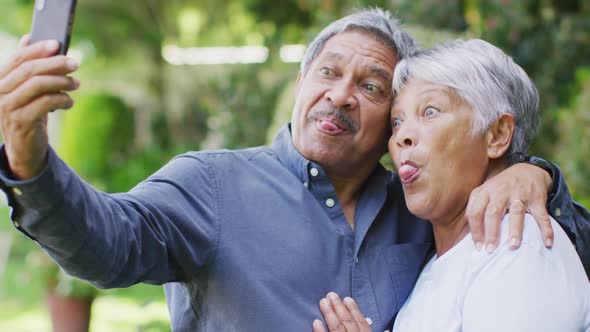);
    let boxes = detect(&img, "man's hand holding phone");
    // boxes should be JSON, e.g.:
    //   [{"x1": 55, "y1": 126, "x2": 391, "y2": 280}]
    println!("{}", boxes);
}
[
  {"x1": 0, "y1": 35, "x2": 79, "y2": 180},
  {"x1": 0, "y1": 0, "x2": 79, "y2": 179}
]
